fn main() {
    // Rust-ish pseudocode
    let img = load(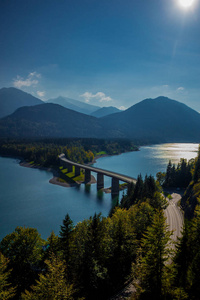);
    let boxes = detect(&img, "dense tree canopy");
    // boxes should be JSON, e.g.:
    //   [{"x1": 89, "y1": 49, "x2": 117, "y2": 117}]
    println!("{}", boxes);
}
[
  {"x1": 0, "y1": 138, "x2": 138, "y2": 167},
  {"x1": 0, "y1": 227, "x2": 44, "y2": 297},
  {"x1": 157, "y1": 158, "x2": 194, "y2": 188}
]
